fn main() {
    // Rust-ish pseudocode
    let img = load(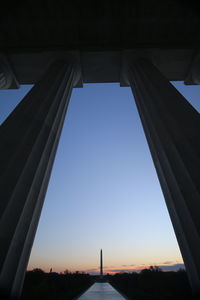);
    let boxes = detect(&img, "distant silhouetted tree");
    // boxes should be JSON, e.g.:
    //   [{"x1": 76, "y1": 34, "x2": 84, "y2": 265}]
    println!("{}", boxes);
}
[
  {"x1": 32, "y1": 268, "x2": 45, "y2": 274},
  {"x1": 110, "y1": 269, "x2": 193, "y2": 300},
  {"x1": 21, "y1": 270, "x2": 93, "y2": 300}
]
